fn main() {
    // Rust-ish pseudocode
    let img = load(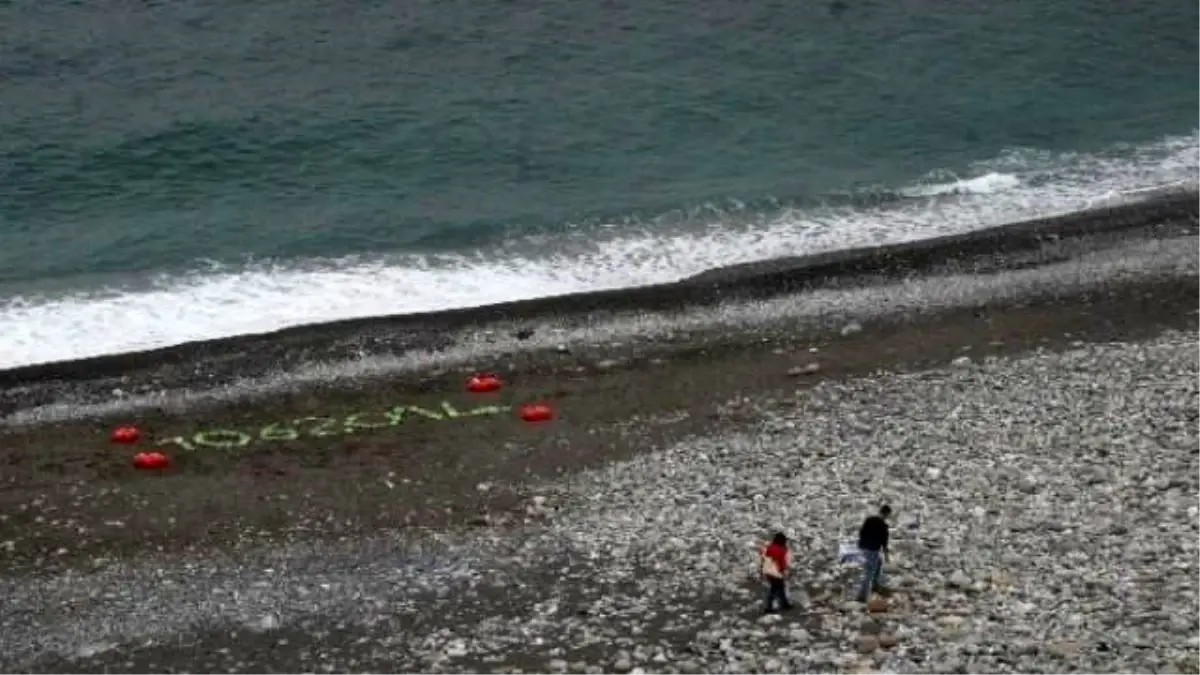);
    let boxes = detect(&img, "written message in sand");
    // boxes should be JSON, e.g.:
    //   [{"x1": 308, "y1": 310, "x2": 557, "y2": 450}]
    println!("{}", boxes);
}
[{"x1": 156, "y1": 401, "x2": 508, "y2": 452}]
